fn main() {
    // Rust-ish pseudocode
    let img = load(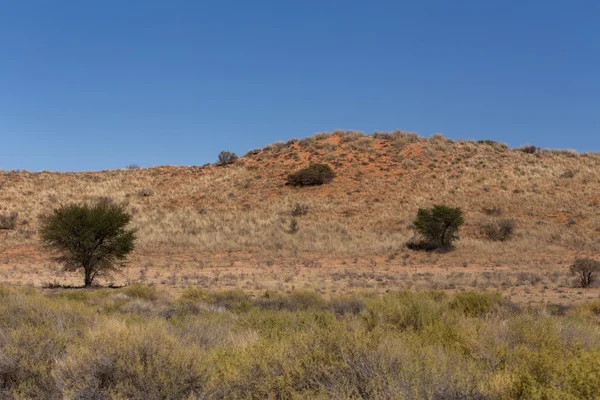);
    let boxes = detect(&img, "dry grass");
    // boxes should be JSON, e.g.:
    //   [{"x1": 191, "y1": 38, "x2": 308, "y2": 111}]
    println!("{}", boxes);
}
[
  {"x1": 1, "y1": 286, "x2": 600, "y2": 399},
  {"x1": 1, "y1": 131, "x2": 600, "y2": 303}
]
